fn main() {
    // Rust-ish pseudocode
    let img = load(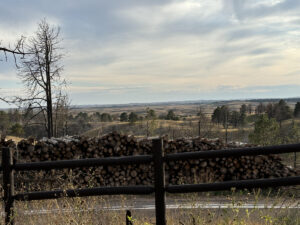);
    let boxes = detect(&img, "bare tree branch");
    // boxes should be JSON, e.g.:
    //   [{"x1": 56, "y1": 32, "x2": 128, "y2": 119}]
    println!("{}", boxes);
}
[
  {"x1": 0, "y1": 36, "x2": 29, "y2": 66},
  {"x1": 6, "y1": 19, "x2": 66, "y2": 138}
]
